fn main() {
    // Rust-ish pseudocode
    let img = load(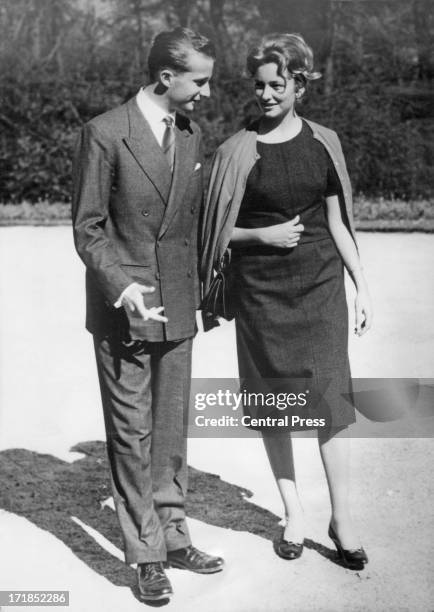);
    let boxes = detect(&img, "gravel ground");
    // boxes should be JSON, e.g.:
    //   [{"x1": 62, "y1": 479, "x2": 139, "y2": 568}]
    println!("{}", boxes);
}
[{"x1": 0, "y1": 228, "x2": 433, "y2": 612}]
